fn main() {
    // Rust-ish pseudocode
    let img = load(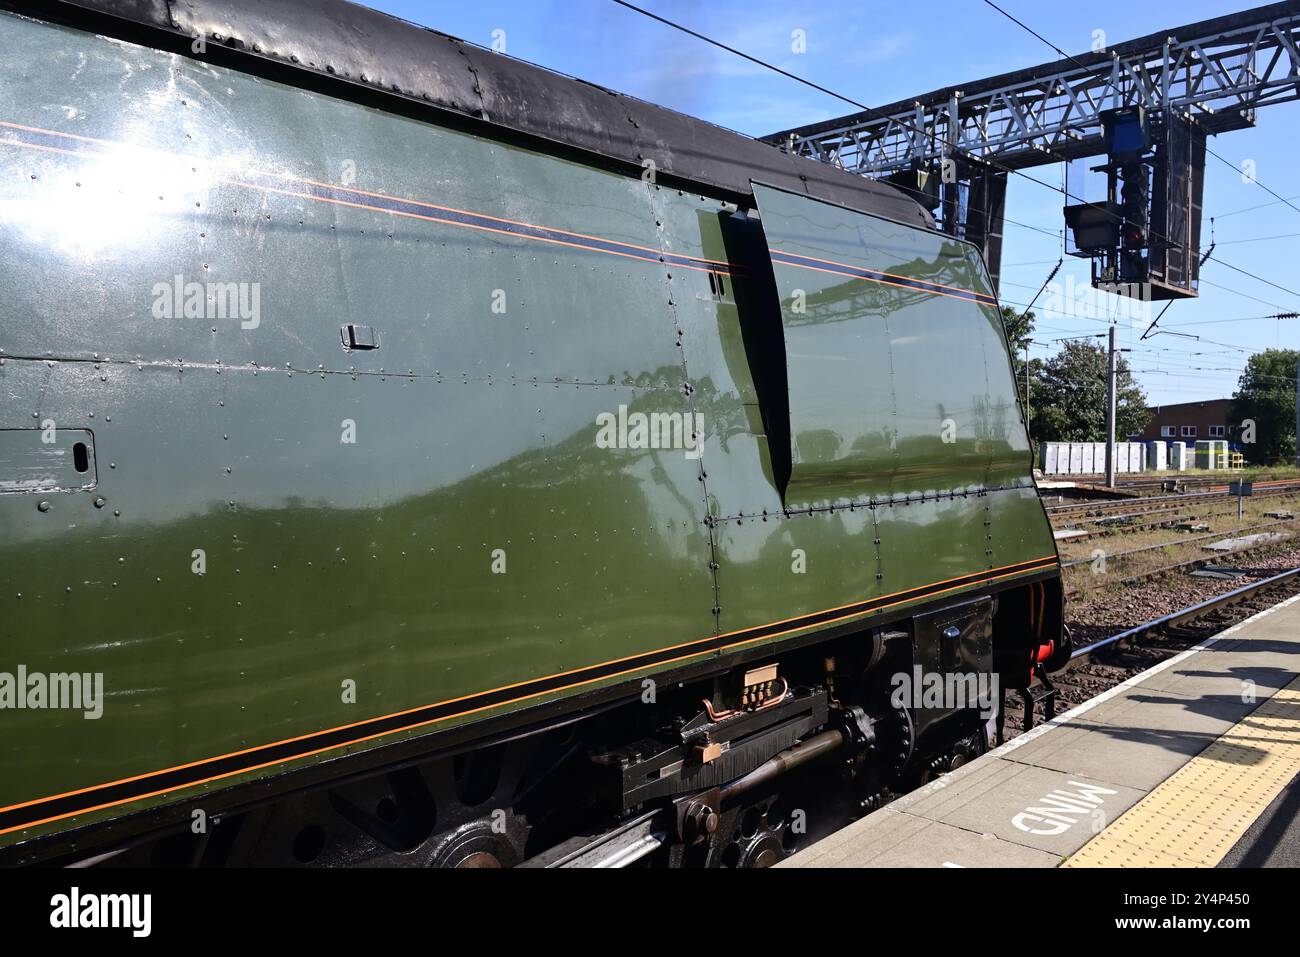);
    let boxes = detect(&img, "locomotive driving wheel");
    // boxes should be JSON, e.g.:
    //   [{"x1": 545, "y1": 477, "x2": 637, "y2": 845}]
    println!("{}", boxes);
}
[{"x1": 428, "y1": 815, "x2": 525, "y2": 868}]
